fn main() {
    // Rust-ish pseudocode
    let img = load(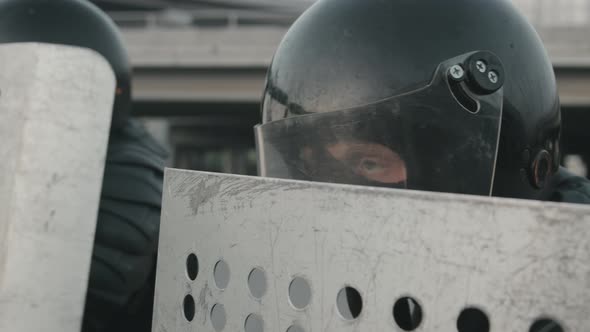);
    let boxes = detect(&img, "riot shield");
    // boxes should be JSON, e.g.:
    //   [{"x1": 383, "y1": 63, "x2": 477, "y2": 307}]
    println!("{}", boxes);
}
[
  {"x1": 0, "y1": 43, "x2": 115, "y2": 332},
  {"x1": 154, "y1": 169, "x2": 590, "y2": 331}
]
